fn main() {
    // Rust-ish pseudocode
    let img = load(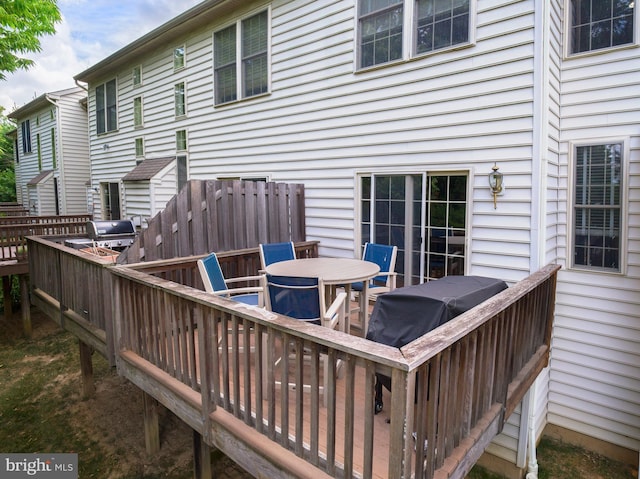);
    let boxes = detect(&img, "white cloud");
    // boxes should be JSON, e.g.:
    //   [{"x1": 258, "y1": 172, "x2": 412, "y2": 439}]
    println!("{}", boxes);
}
[{"x1": 1, "y1": 0, "x2": 202, "y2": 114}]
